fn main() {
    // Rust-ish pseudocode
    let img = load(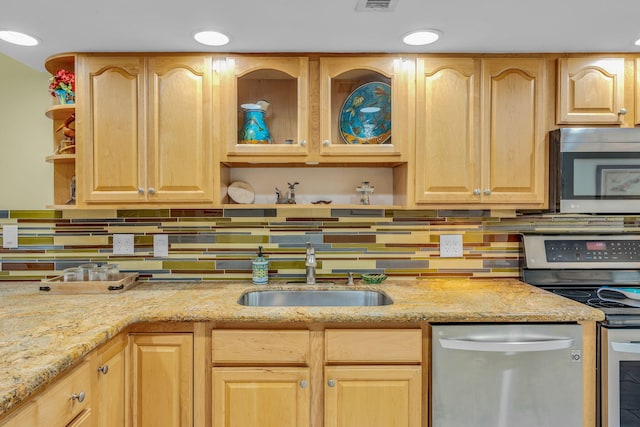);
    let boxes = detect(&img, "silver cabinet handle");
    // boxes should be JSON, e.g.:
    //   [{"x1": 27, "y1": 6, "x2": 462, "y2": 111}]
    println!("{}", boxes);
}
[
  {"x1": 97, "y1": 364, "x2": 109, "y2": 375},
  {"x1": 484, "y1": 188, "x2": 491, "y2": 195},
  {"x1": 299, "y1": 140, "x2": 307, "y2": 146},
  {"x1": 71, "y1": 391, "x2": 85, "y2": 402},
  {"x1": 473, "y1": 189, "x2": 481, "y2": 196},
  {"x1": 322, "y1": 140, "x2": 330, "y2": 146},
  {"x1": 327, "y1": 379, "x2": 336, "y2": 387},
  {"x1": 147, "y1": 187, "x2": 155, "y2": 195},
  {"x1": 137, "y1": 187, "x2": 145, "y2": 194},
  {"x1": 619, "y1": 108, "x2": 628, "y2": 115},
  {"x1": 299, "y1": 380, "x2": 308, "y2": 389}
]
